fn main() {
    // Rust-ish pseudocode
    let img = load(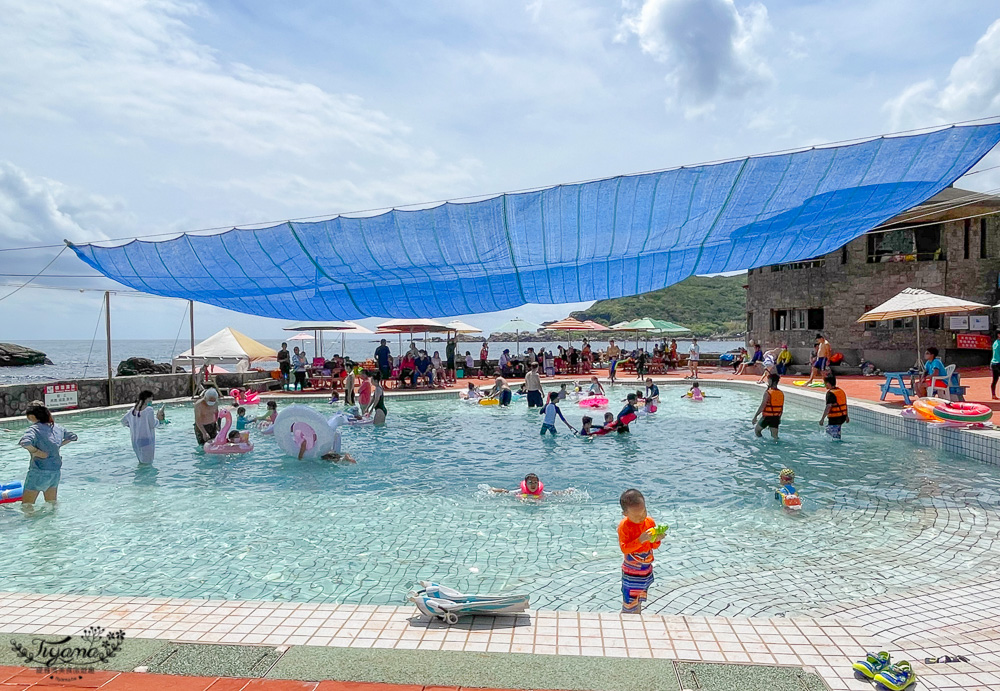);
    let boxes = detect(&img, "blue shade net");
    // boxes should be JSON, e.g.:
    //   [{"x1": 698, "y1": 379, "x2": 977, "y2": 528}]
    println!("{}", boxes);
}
[{"x1": 71, "y1": 124, "x2": 1000, "y2": 320}]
